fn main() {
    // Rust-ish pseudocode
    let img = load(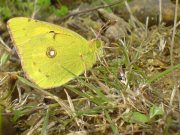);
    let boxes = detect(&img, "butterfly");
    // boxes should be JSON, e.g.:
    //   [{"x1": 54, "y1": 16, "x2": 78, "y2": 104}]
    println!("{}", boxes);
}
[{"x1": 7, "y1": 17, "x2": 102, "y2": 89}]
